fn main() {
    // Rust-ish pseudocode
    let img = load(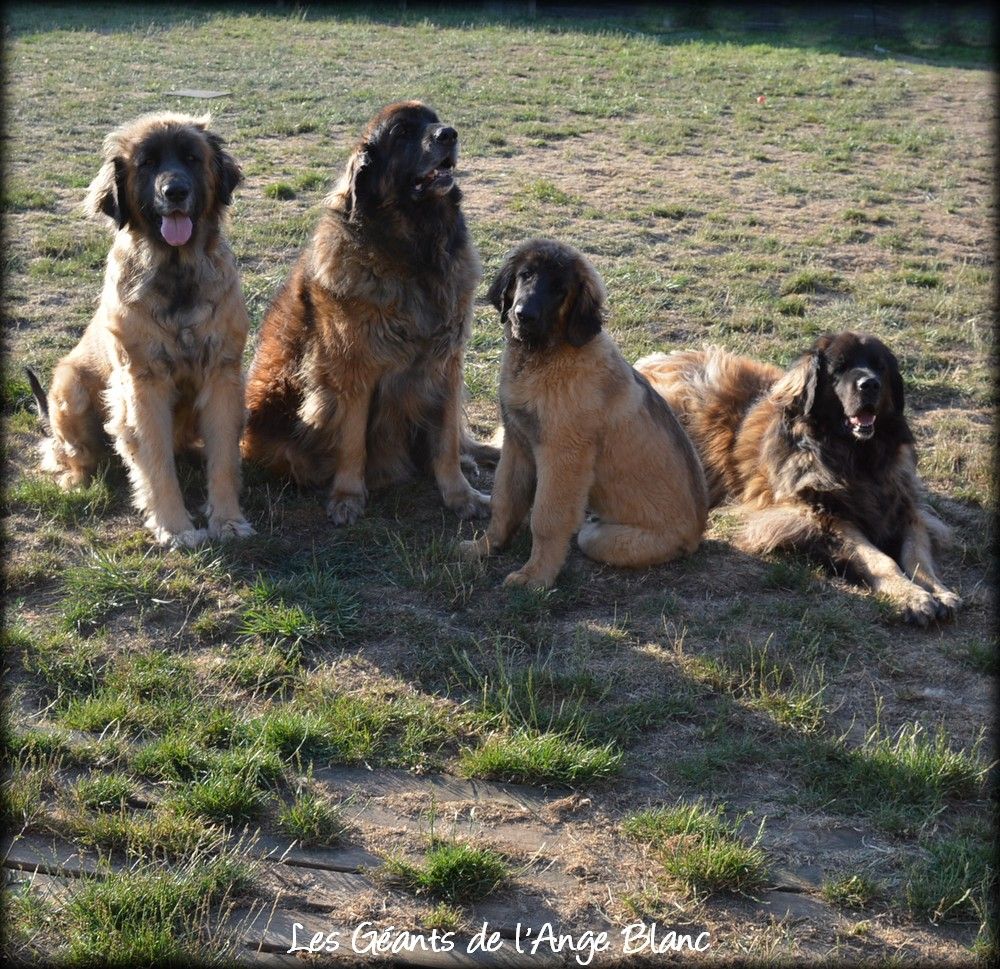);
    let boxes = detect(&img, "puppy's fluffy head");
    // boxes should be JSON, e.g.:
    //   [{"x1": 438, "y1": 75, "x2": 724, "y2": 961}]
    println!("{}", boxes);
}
[{"x1": 487, "y1": 238, "x2": 606, "y2": 350}]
